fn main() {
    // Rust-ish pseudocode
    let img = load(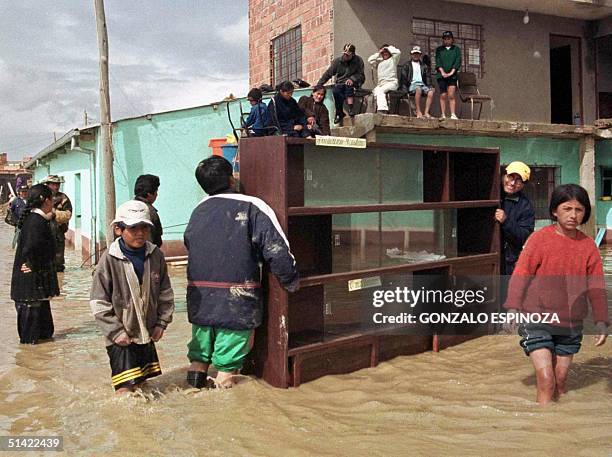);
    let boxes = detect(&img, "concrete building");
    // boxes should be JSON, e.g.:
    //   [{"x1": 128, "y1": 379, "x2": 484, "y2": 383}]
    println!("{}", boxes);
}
[{"x1": 249, "y1": 0, "x2": 612, "y2": 124}]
